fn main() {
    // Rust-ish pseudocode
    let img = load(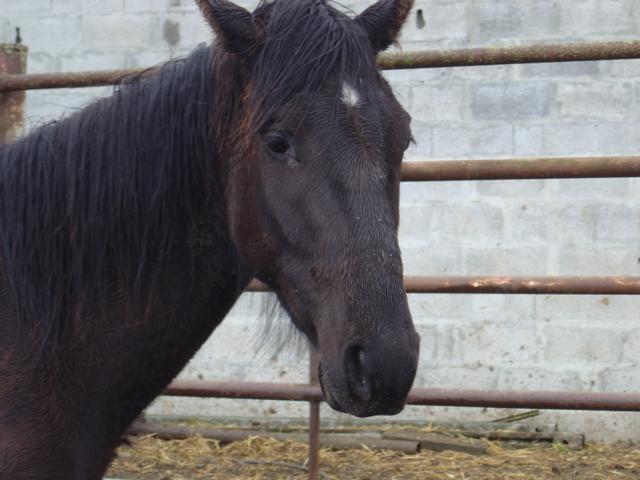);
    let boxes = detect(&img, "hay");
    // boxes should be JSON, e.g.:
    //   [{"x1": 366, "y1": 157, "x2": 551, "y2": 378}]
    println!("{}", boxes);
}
[{"x1": 107, "y1": 429, "x2": 640, "y2": 480}]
